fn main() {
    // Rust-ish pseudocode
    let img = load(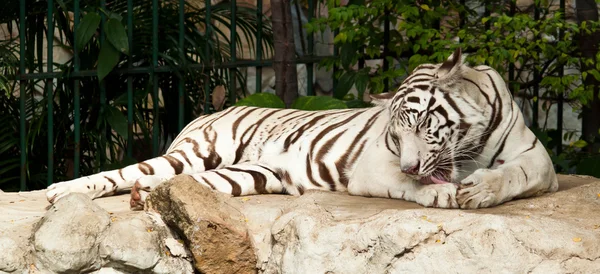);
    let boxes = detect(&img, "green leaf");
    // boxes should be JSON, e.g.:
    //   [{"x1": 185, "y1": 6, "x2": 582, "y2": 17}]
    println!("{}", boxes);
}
[
  {"x1": 340, "y1": 43, "x2": 358, "y2": 68},
  {"x1": 334, "y1": 71, "x2": 355, "y2": 99},
  {"x1": 105, "y1": 18, "x2": 129, "y2": 55},
  {"x1": 291, "y1": 96, "x2": 348, "y2": 111},
  {"x1": 571, "y1": 139, "x2": 588, "y2": 148},
  {"x1": 234, "y1": 93, "x2": 285, "y2": 108},
  {"x1": 105, "y1": 105, "x2": 128, "y2": 139},
  {"x1": 354, "y1": 72, "x2": 369, "y2": 99},
  {"x1": 75, "y1": 12, "x2": 101, "y2": 52},
  {"x1": 588, "y1": 70, "x2": 600, "y2": 81},
  {"x1": 420, "y1": 4, "x2": 430, "y2": 11},
  {"x1": 97, "y1": 42, "x2": 121, "y2": 82},
  {"x1": 345, "y1": 99, "x2": 371, "y2": 108}
]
